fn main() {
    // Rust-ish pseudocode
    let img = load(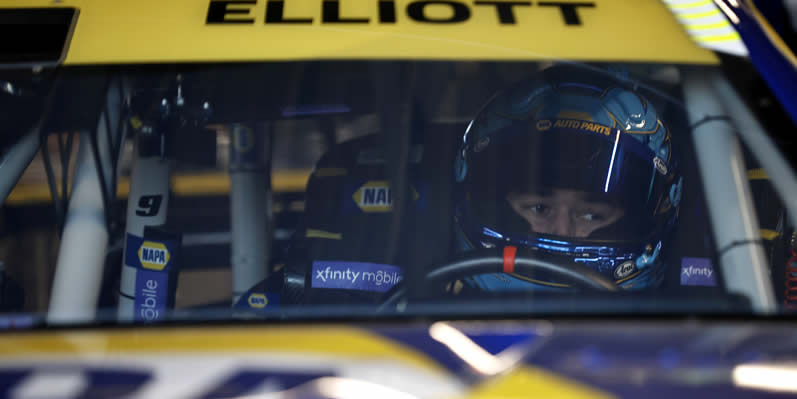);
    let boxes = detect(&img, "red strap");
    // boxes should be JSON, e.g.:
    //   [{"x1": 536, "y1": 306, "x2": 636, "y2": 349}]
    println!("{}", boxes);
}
[{"x1": 503, "y1": 246, "x2": 517, "y2": 273}]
